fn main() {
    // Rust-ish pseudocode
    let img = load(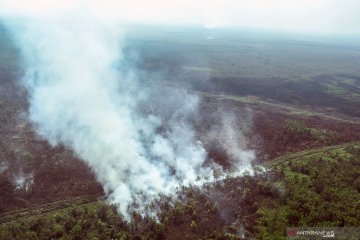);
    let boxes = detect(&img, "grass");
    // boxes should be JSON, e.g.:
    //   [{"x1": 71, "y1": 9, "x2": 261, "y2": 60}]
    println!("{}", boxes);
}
[
  {"x1": 325, "y1": 83, "x2": 360, "y2": 102},
  {"x1": 263, "y1": 141, "x2": 360, "y2": 169}
]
